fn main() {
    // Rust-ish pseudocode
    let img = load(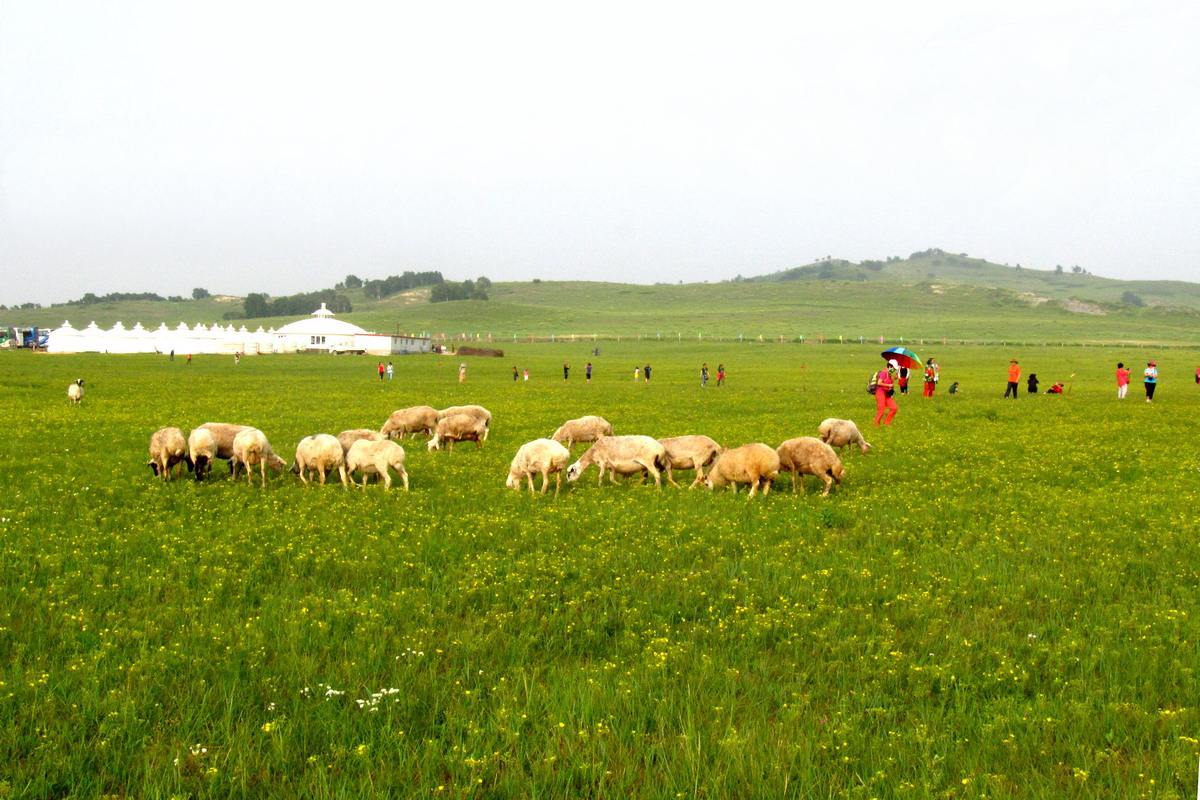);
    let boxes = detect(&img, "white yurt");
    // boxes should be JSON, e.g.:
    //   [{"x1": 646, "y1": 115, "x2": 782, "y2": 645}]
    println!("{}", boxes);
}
[
  {"x1": 47, "y1": 321, "x2": 84, "y2": 353},
  {"x1": 273, "y1": 303, "x2": 368, "y2": 352}
]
